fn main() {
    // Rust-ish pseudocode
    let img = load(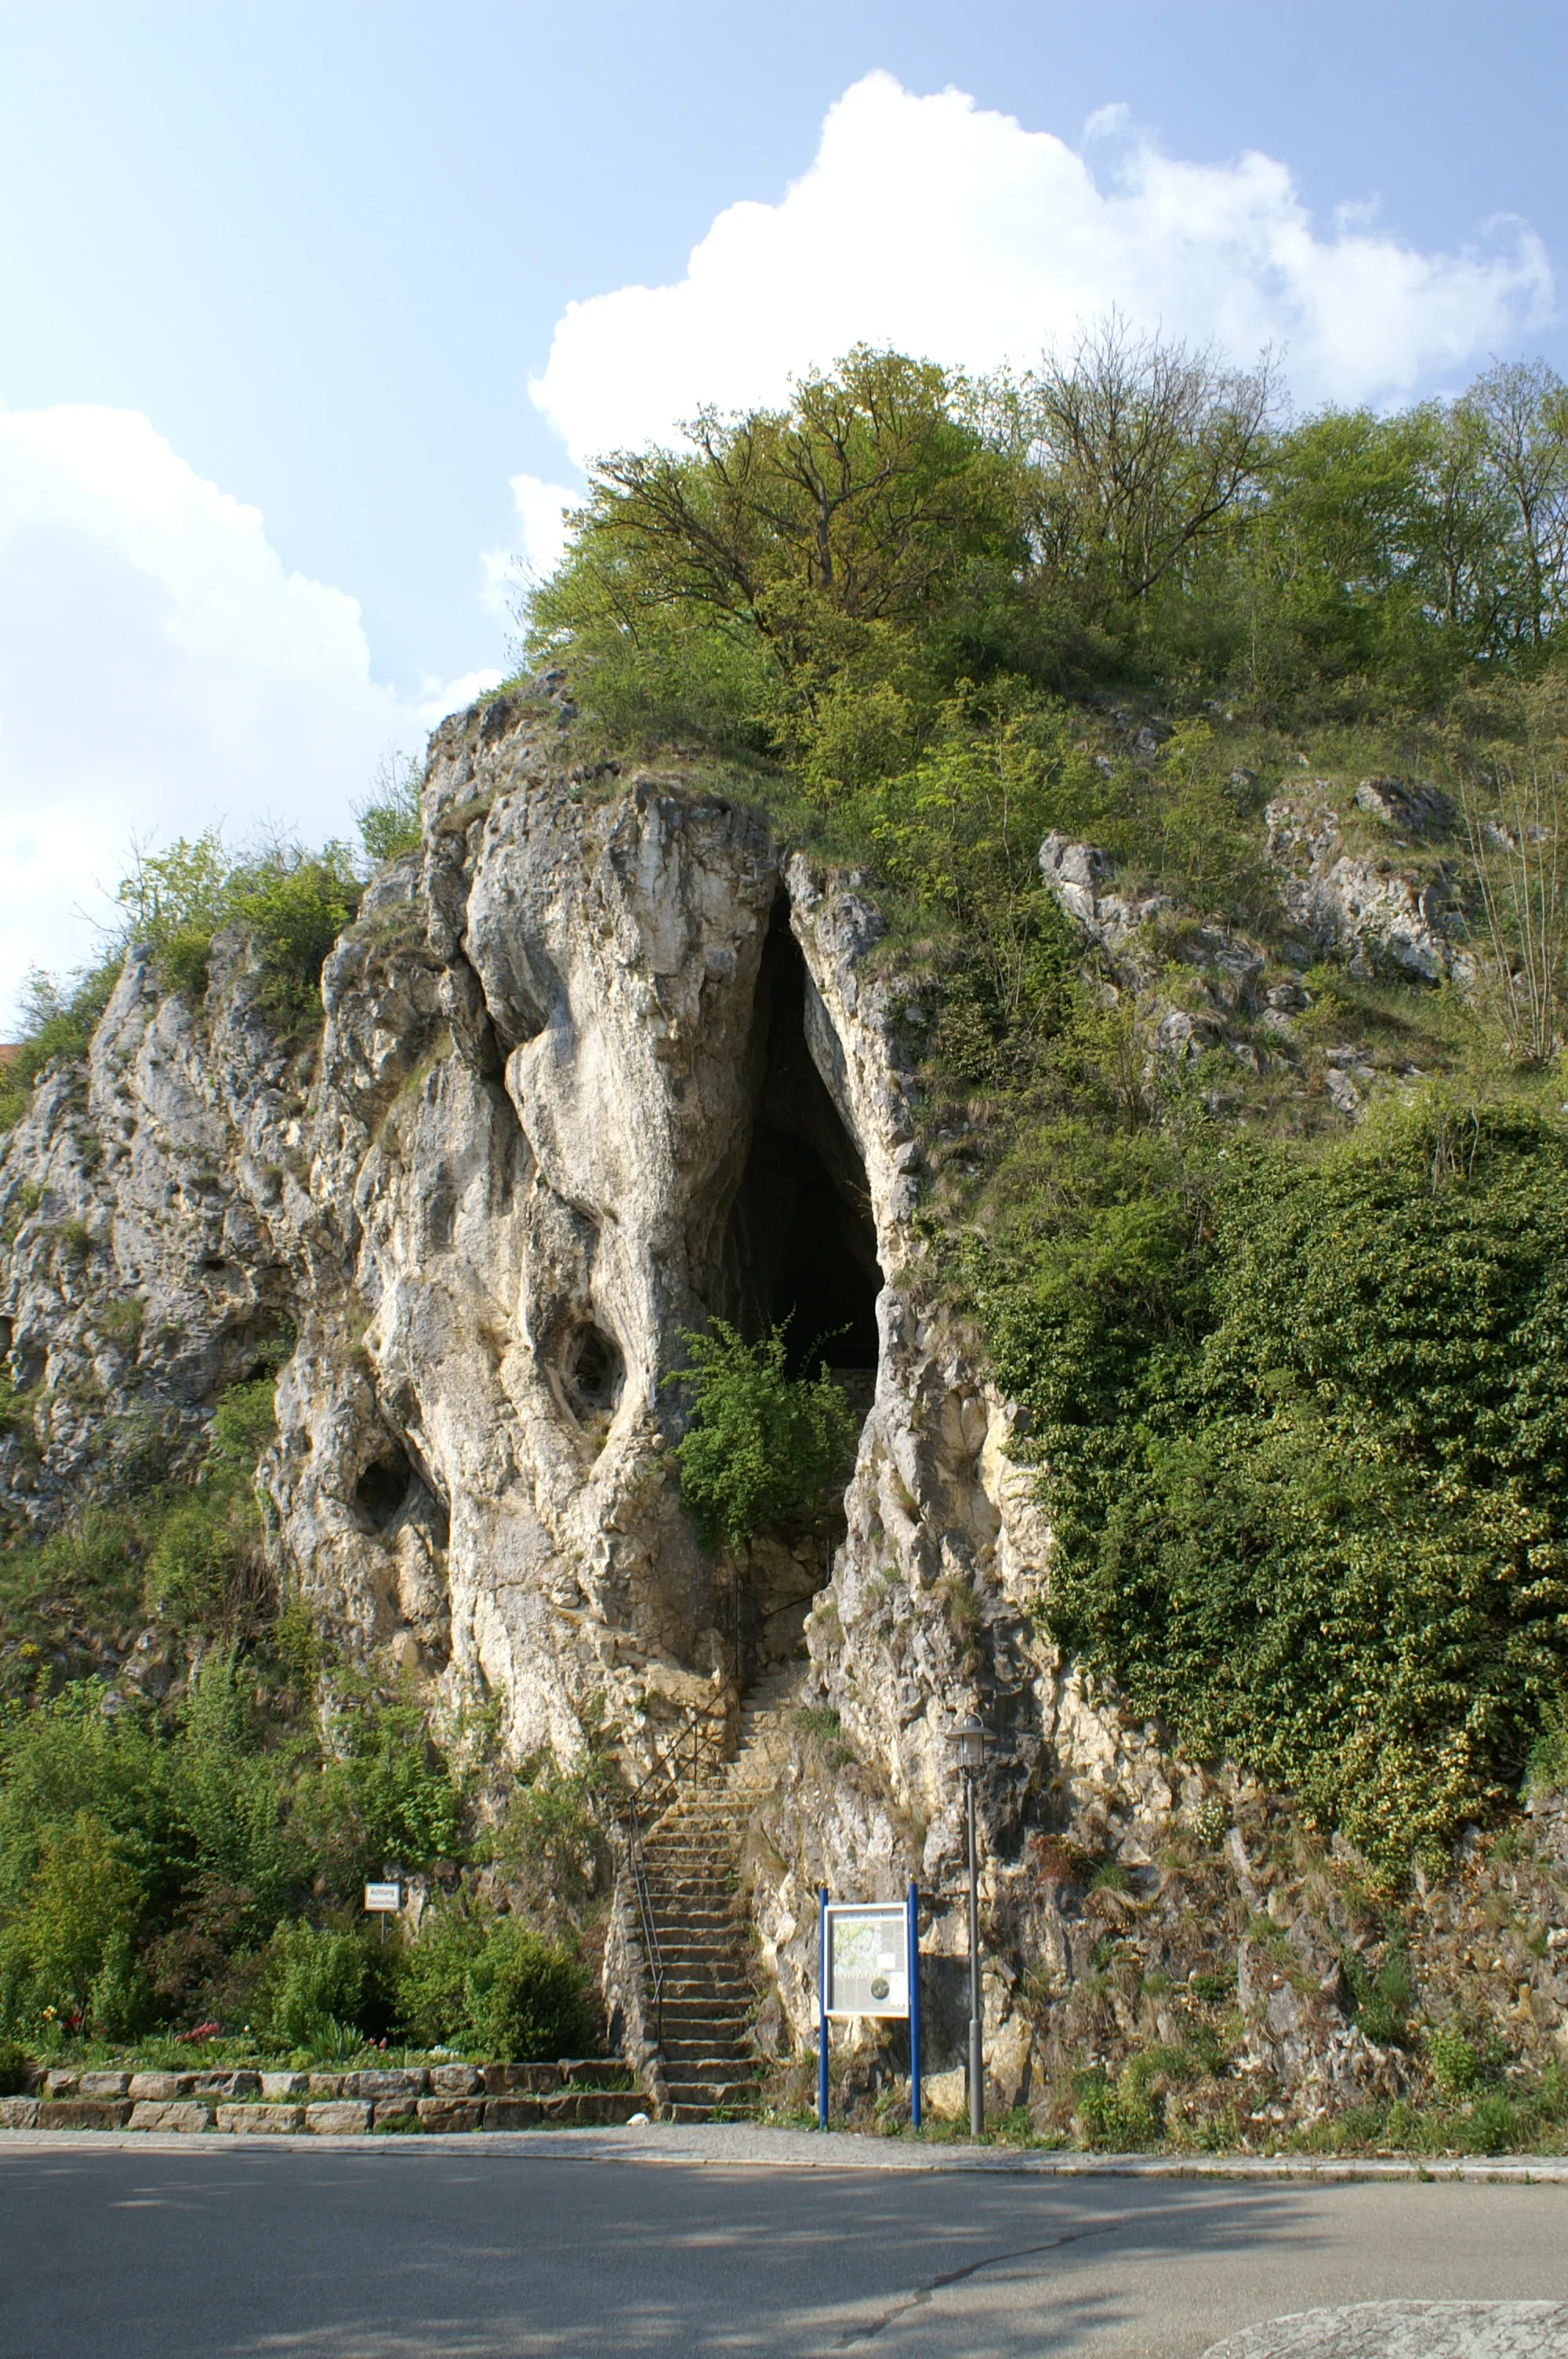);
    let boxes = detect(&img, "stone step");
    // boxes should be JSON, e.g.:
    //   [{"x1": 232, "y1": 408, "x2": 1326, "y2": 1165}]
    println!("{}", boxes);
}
[
  {"x1": 658, "y1": 1965, "x2": 746, "y2": 1981},
  {"x1": 662, "y1": 2085, "x2": 761, "y2": 2111}
]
